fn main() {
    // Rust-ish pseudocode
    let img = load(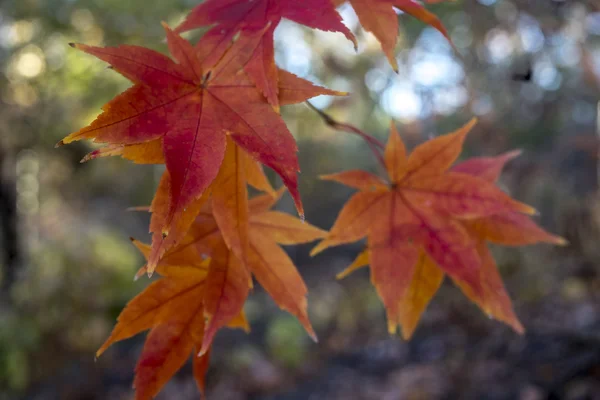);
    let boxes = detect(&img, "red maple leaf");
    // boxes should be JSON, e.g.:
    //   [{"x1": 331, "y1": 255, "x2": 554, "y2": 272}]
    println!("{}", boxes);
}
[
  {"x1": 175, "y1": 0, "x2": 356, "y2": 109},
  {"x1": 60, "y1": 24, "x2": 343, "y2": 263}
]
